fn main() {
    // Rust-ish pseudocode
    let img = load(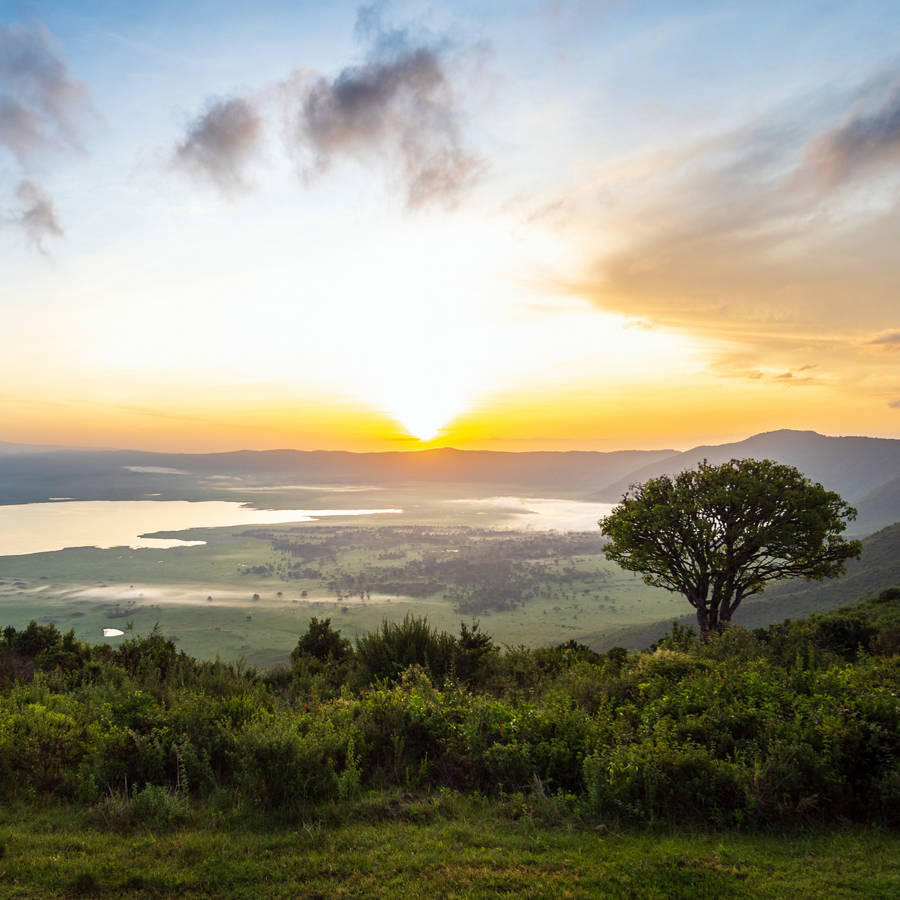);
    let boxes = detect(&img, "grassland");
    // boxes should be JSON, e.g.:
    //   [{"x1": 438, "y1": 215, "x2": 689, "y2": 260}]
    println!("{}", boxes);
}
[
  {"x1": 4, "y1": 486, "x2": 895, "y2": 665},
  {"x1": 1, "y1": 798, "x2": 897, "y2": 899},
  {"x1": 0, "y1": 521, "x2": 680, "y2": 665}
]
